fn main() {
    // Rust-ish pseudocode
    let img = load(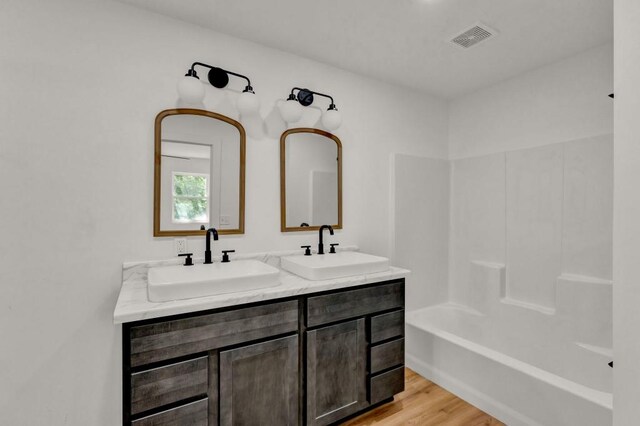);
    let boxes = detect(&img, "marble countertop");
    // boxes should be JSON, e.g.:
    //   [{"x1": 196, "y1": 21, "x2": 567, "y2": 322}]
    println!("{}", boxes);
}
[{"x1": 113, "y1": 247, "x2": 410, "y2": 324}]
